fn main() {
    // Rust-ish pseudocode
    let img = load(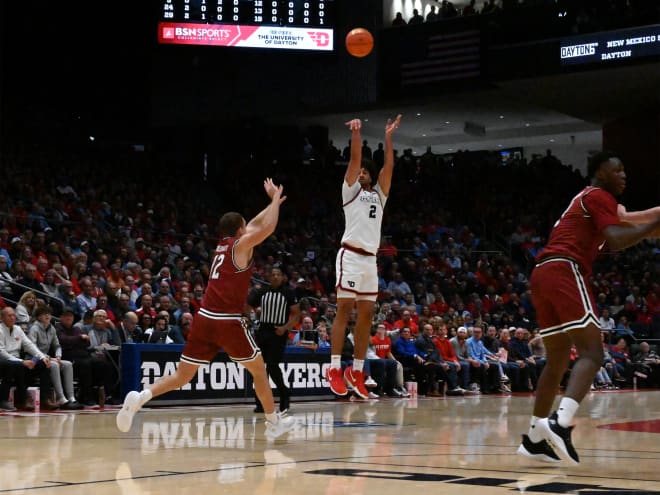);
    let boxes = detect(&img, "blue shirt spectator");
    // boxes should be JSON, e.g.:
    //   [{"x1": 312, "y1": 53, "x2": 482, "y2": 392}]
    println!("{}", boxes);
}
[{"x1": 466, "y1": 328, "x2": 495, "y2": 364}]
